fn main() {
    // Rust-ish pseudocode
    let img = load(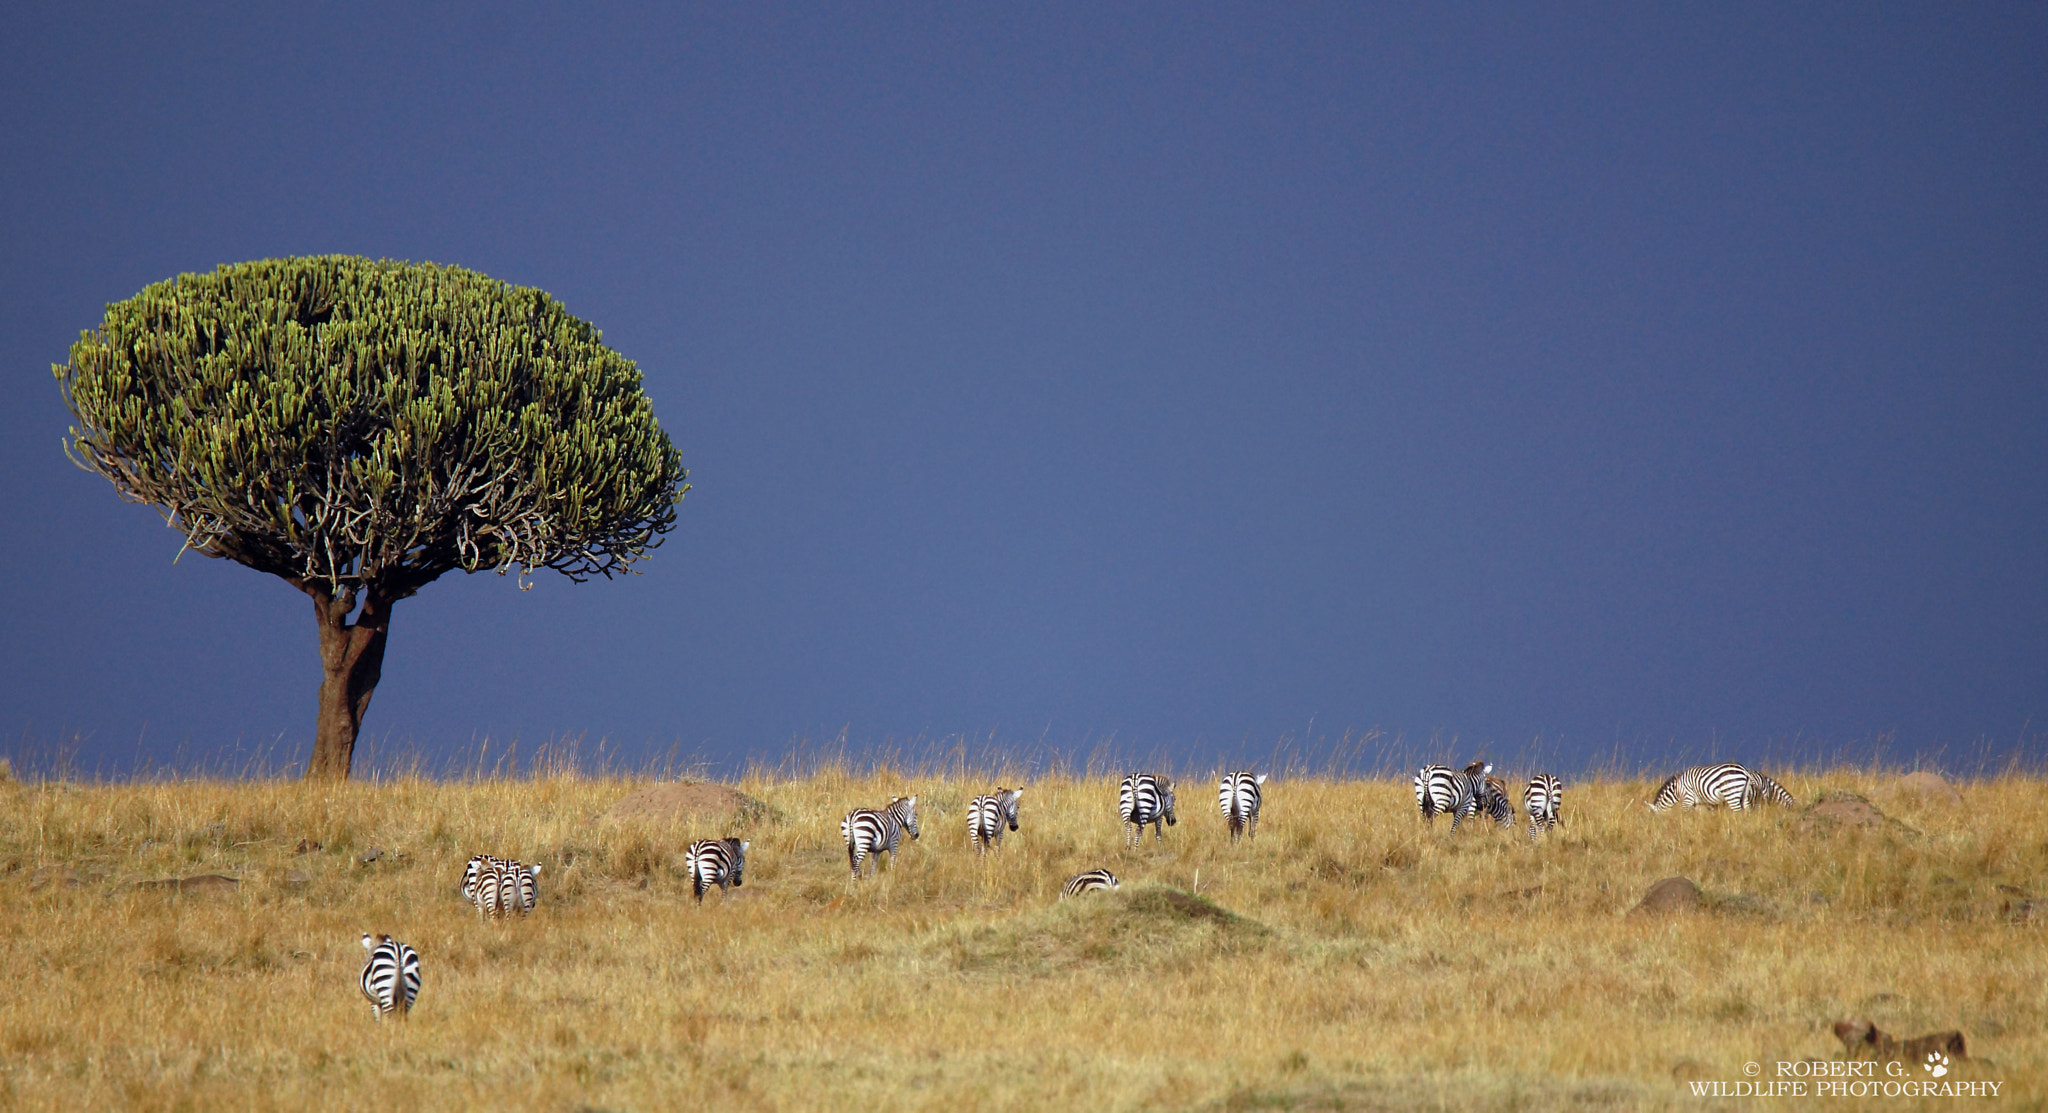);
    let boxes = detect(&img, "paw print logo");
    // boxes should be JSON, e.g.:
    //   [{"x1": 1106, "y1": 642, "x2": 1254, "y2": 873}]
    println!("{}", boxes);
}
[{"x1": 1923, "y1": 1051, "x2": 1949, "y2": 1078}]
